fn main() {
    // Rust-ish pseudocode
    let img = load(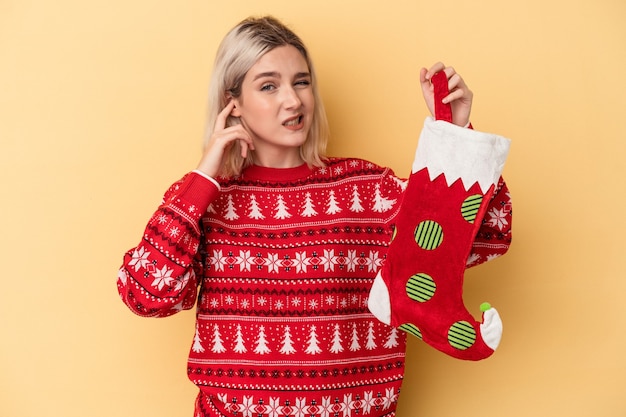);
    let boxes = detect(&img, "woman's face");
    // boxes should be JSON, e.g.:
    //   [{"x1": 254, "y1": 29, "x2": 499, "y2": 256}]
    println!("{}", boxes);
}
[{"x1": 232, "y1": 45, "x2": 314, "y2": 167}]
